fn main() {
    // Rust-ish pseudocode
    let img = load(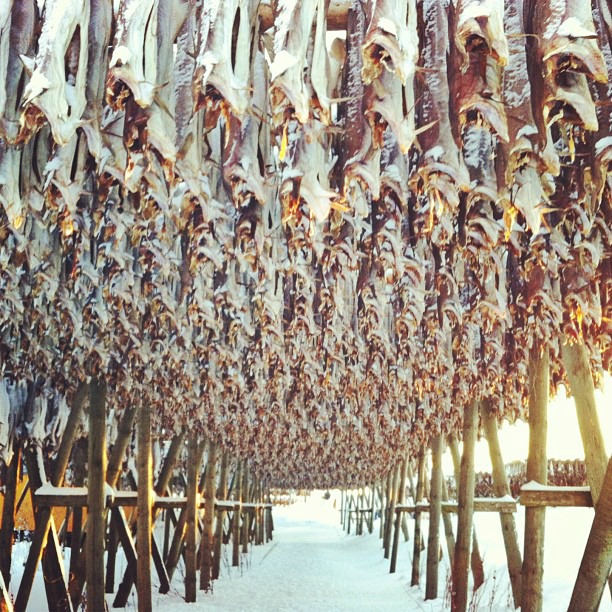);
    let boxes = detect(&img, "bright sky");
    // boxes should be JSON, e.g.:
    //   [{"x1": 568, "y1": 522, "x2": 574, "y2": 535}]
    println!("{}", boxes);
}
[{"x1": 443, "y1": 373, "x2": 612, "y2": 474}]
